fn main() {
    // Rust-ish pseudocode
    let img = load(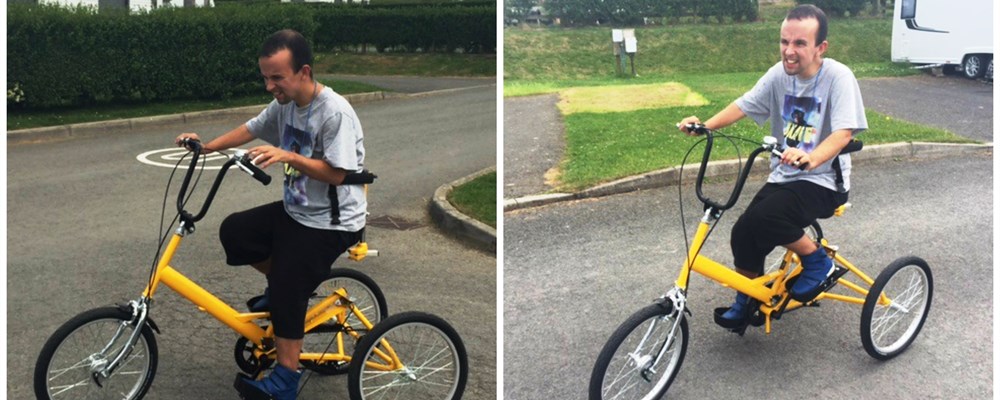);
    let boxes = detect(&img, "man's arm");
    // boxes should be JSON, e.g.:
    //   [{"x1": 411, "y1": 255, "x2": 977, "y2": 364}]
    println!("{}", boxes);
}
[
  {"x1": 678, "y1": 102, "x2": 747, "y2": 135},
  {"x1": 175, "y1": 124, "x2": 256, "y2": 153},
  {"x1": 246, "y1": 145, "x2": 348, "y2": 186},
  {"x1": 780, "y1": 129, "x2": 853, "y2": 170}
]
